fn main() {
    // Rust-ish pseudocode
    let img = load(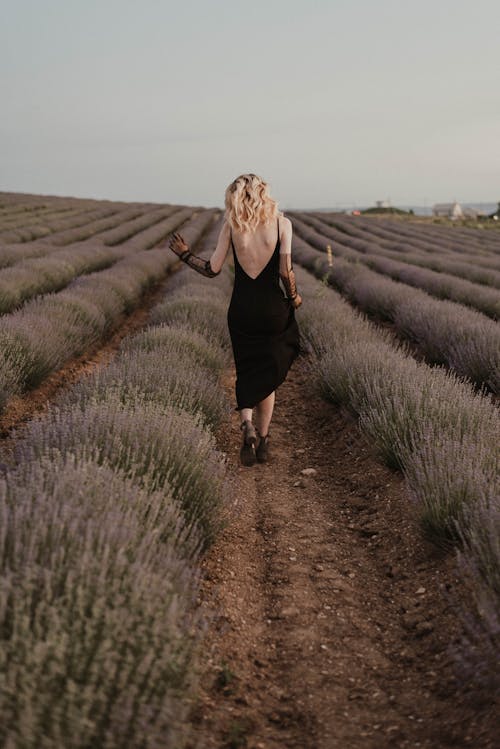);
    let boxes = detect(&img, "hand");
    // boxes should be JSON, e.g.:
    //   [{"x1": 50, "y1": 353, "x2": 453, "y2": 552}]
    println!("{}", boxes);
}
[
  {"x1": 168, "y1": 231, "x2": 189, "y2": 257},
  {"x1": 292, "y1": 293, "x2": 303, "y2": 309}
]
